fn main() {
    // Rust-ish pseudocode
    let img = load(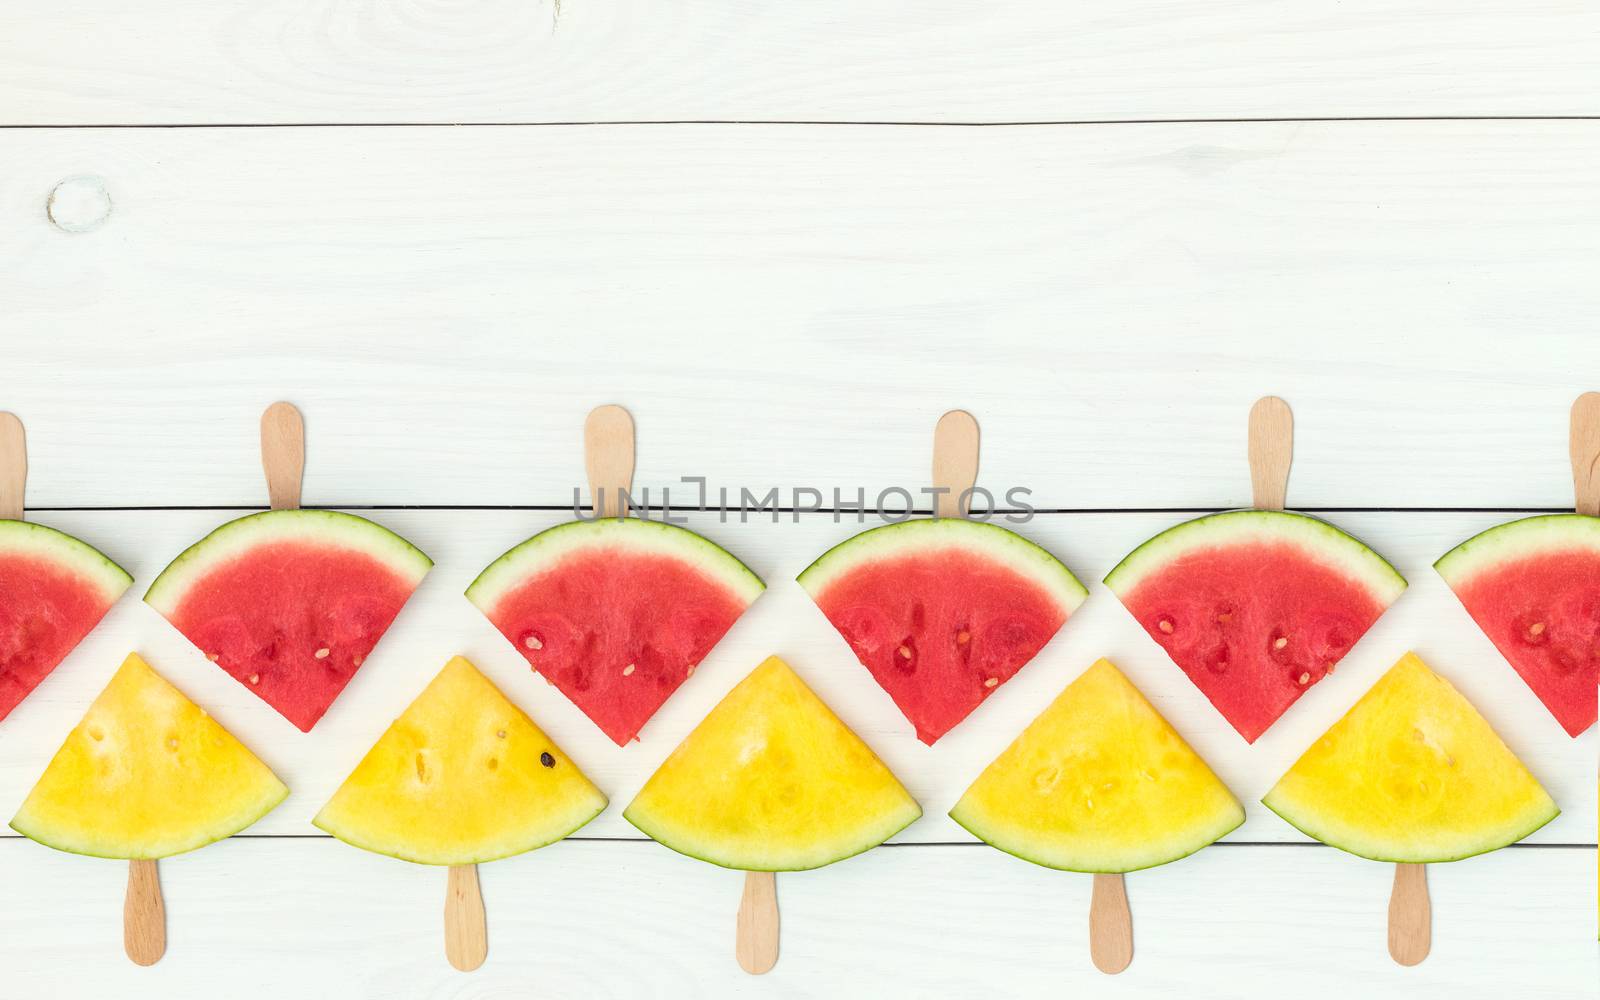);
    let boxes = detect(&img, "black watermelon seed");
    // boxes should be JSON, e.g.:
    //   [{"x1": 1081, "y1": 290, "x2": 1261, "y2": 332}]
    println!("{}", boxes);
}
[{"x1": 540, "y1": 751, "x2": 556, "y2": 768}]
